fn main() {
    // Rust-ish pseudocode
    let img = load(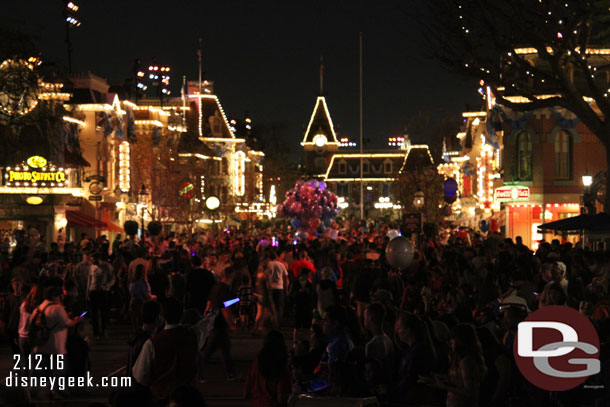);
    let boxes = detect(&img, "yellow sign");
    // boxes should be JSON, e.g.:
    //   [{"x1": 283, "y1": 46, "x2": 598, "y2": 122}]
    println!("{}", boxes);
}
[
  {"x1": 8, "y1": 170, "x2": 66, "y2": 183},
  {"x1": 26, "y1": 156, "x2": 47, "y2": 168},
  {"x1": 26, "y1": 196, "x2": 44, "y2": 205}
]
